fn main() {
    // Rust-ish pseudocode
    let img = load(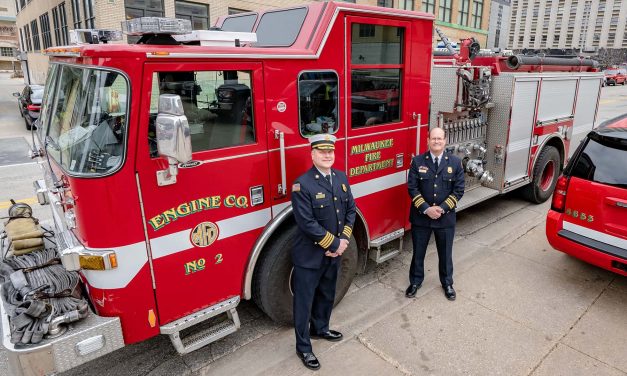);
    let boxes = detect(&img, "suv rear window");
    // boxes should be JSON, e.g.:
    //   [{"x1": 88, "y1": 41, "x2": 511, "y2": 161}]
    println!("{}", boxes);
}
[{"x1": 570, "y1": 136, "x2": 627, "y2": 188}]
